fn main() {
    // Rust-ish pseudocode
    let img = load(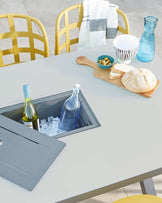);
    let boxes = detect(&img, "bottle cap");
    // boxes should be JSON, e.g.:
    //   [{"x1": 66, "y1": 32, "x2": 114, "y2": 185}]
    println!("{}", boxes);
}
[
  {"x1": 74, "y1": 83, "x2": 80, "y2": 89},
  {"x1": 23, "y1": 84, "x2": 30, "y2": 99}
]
